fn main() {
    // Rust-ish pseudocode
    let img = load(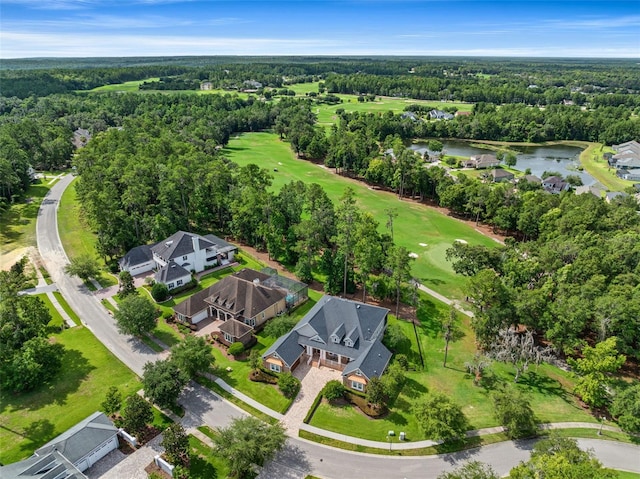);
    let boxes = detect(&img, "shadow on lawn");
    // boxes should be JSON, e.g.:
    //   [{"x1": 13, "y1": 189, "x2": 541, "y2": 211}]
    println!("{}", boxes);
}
[
  {"x1": 518, "y1": 371, "x2": 567, "y2": 401},
  {"x1": 0, "y1": 348, "x2": 94, "y2": 414},
  {"x1": 17, "y1": 419, "x2": 56, "y2": 457}
]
